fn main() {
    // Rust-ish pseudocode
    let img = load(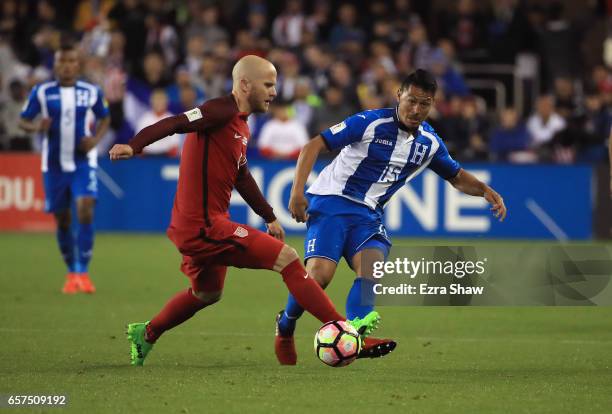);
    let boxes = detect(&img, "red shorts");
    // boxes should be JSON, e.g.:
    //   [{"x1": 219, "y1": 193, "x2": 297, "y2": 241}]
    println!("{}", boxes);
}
[{"x1": 167, "y1": 216, "x2": 285, "y2": 293}]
